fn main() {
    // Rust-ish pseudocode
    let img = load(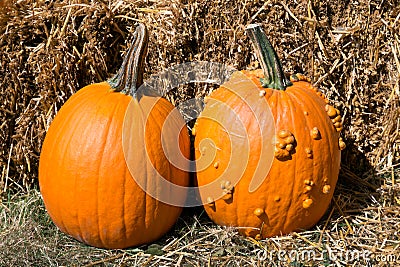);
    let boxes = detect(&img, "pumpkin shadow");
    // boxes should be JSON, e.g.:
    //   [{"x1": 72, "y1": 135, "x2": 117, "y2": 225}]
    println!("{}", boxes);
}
[{"x1": 320, "y1": 136, "x2": 382, "y2": 222}]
